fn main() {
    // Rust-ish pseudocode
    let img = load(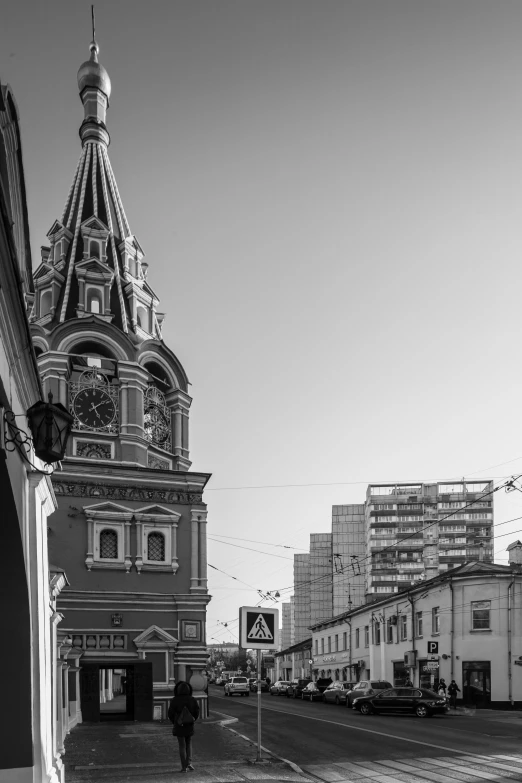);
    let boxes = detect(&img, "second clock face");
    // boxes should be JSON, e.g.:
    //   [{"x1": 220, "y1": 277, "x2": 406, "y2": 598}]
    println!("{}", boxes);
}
[
  {"x1": 144, "y1": 404, "x2": 170, "y2": 445},
  {"x1": 73, "y1": 388, "x2": 116, "y2": 429}
]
